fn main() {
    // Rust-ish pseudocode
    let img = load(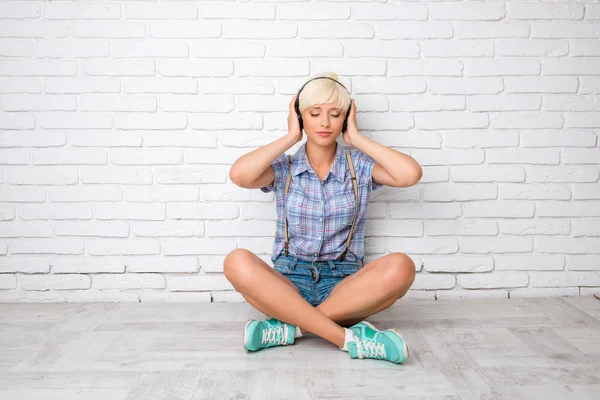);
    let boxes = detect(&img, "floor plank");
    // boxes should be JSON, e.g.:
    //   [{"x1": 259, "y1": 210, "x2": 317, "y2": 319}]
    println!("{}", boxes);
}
[{"x1": 1, "y1": 297, "x2": 599, "y2": 399}]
